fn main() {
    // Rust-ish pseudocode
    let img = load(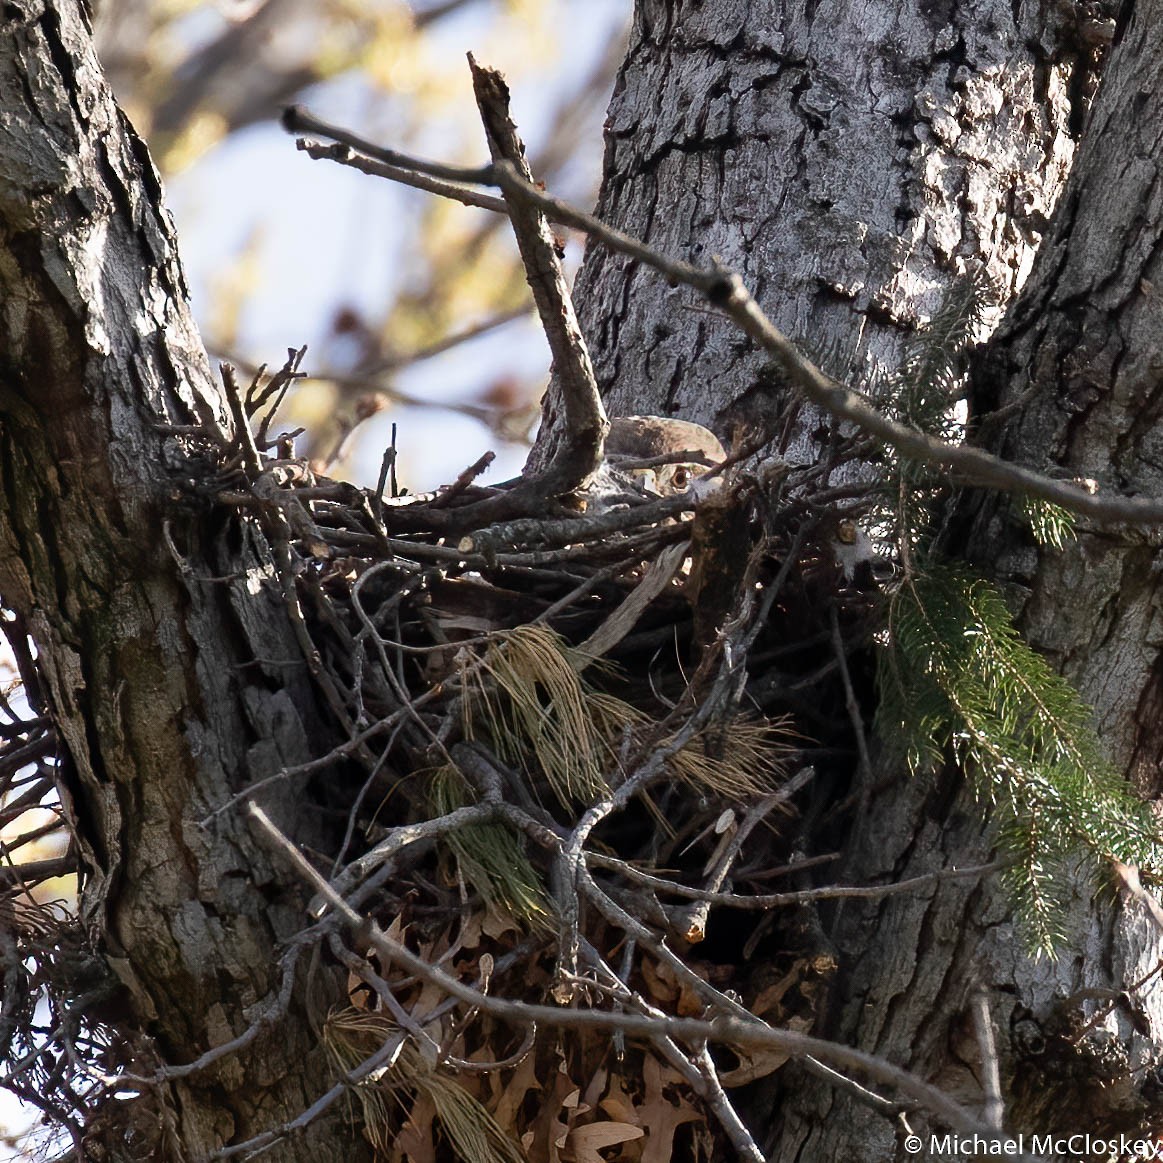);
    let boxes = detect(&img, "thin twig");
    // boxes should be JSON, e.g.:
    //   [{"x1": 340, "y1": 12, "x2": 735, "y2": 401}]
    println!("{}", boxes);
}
[
  {"x1": 373, "y1": 446, "x2": 394, "y2": 524},
  {"x1": 282, "y1": 105, "x2": 492, "y2": 184},
  {"x1": 667, "y1": 769, "x2": 814, "y2": 942},
  {"x1": 586, "y1": 853, "x2": 1008, "y2": 909},
  {"x1": 205, "y1": 1035, "x2": 405, "y2": 1161},
  {"x1": 220, "y1": 363, "x2": 264, "y2": 477},
  {"x1": 801, "y1": 1054, "x2": 904, "y2": 1115},
  {"x1": 310, "y1": 802, "x2": 498, "y2": 917},
  {"x1": 830, "y1": 605, "x2": 874, "y2": 803},
  {"x1": 692, "y1": 1044, "x2": 765, "y2": 1163},
  {"x1": 297, "y1": 137, "x2": 511, "y2": 214},
  {"x1": 200, "y1": 695, "x2": 439, "y2": 823},
  {"x1": 971, "y1": 988, "x2": 1005, "y2": 1130},
  {"x1": 430, "y1": 451, "x2": 497, "y2": 509}
]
